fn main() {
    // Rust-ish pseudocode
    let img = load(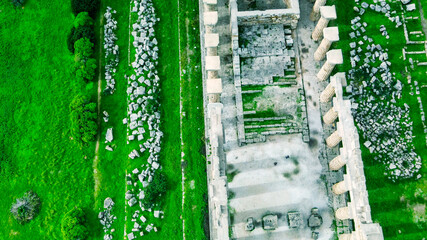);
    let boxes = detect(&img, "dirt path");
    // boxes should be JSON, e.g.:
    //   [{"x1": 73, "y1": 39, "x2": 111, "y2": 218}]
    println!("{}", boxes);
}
[{"x1": 93, "y1": 14, "x2": 103, "y2": 200}]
